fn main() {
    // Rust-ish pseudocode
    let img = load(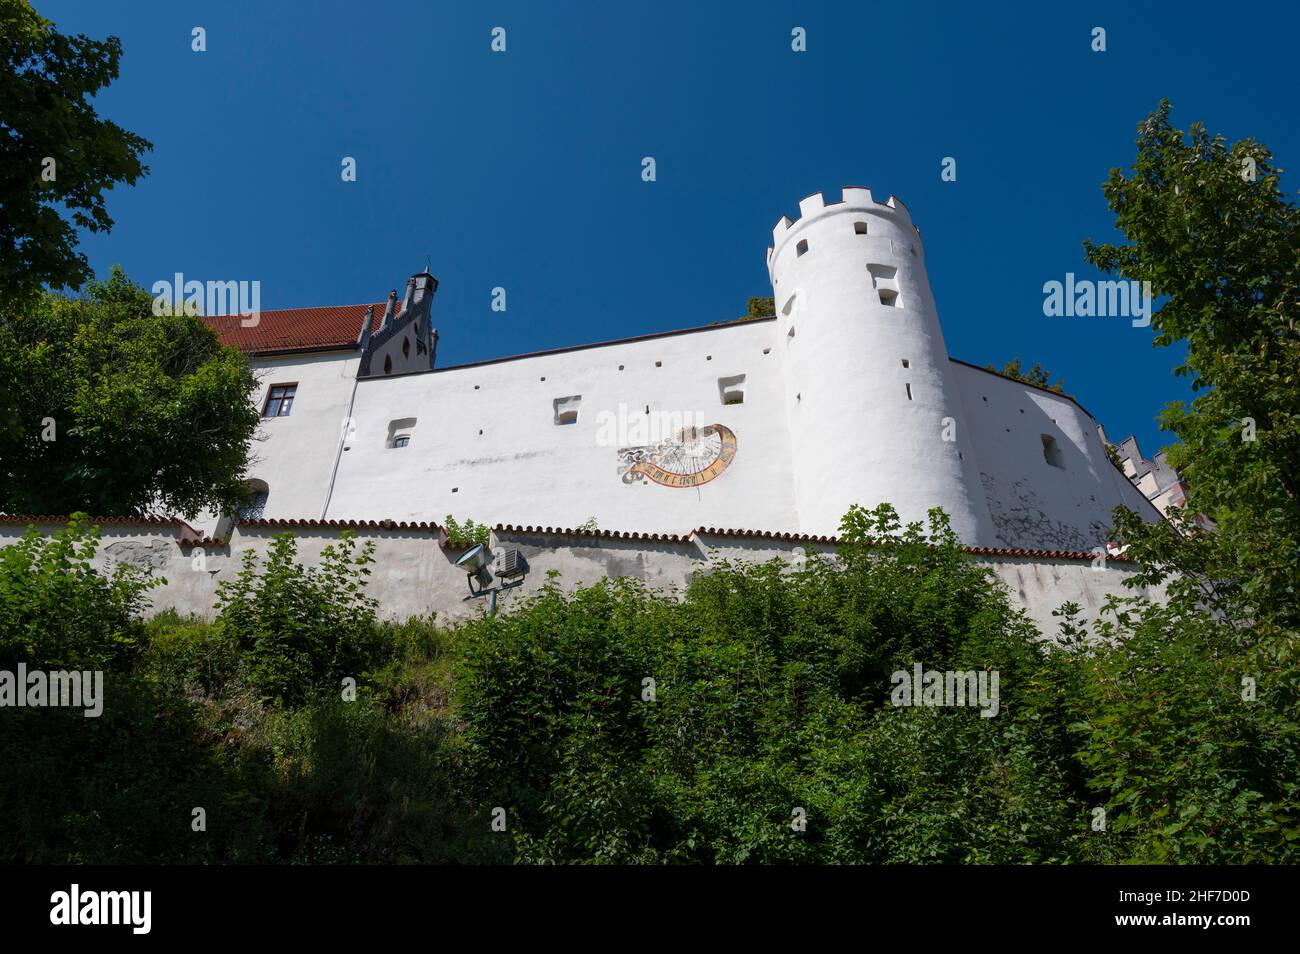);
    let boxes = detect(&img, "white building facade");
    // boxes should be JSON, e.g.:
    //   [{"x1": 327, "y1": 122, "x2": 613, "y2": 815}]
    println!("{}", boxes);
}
[{"x1": 202, "y1": 187, "x2": 1160, "y2": 550}]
